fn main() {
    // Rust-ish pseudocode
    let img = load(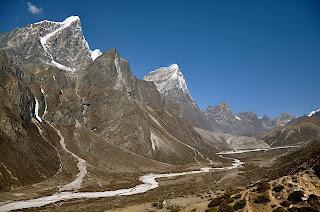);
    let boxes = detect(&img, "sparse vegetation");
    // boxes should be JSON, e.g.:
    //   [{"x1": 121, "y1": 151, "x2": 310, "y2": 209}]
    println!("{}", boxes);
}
[
  {"x1": 254, "y1": 194, "x2": 271, "y2": 204},
  {"x1": 205, "y1": 208, "x2": 217, "y2": 212},
  {"x1": 256, "y1": 182, "x2": 270, "y2": 193},
  {"x1": 307, "y1": 194, "x2": 320, "y2": 208},
  {"x1": 280, "y1": 200, "x2": 291, "y2": 207},
  {"x1": 232, "y1": 193, "x2": 241, "y2": 199},
  {"x1": 273, "y1": 207, "x2": 287, "y2": 212},
  {"x1": 233, "y1": 199, "x2": 246, "y2": 210},
  {"x1": 167, "y1": 205, "x2": 181, "y2": 212},
  {"x1": 313, "y1": 164, "x2": 320, "y2": 178},
  {"x1": 217, "y1": 203, "x2": 234, "y2": 212},
  {"x1": 208, "y1": 194, "x2": 230, "y2": 208},
  {"x1": 287, "y1": 191, "x2": 304, "y2": 204},
  {"x1": 151, "y1": 202, "x2": 163, "y2": 209},
  {"x1": 273, "y1": 184, "x2": 284, "y2": 192},
  {"x1": 288, "y1": 207, "x2": 319, "y2": 212}
]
